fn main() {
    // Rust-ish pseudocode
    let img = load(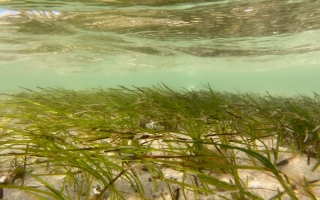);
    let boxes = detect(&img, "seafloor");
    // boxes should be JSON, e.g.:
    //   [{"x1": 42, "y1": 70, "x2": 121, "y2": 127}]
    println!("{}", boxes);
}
[{"x1": 0, "y1": 86, "x2": 319, "y2": 200}]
